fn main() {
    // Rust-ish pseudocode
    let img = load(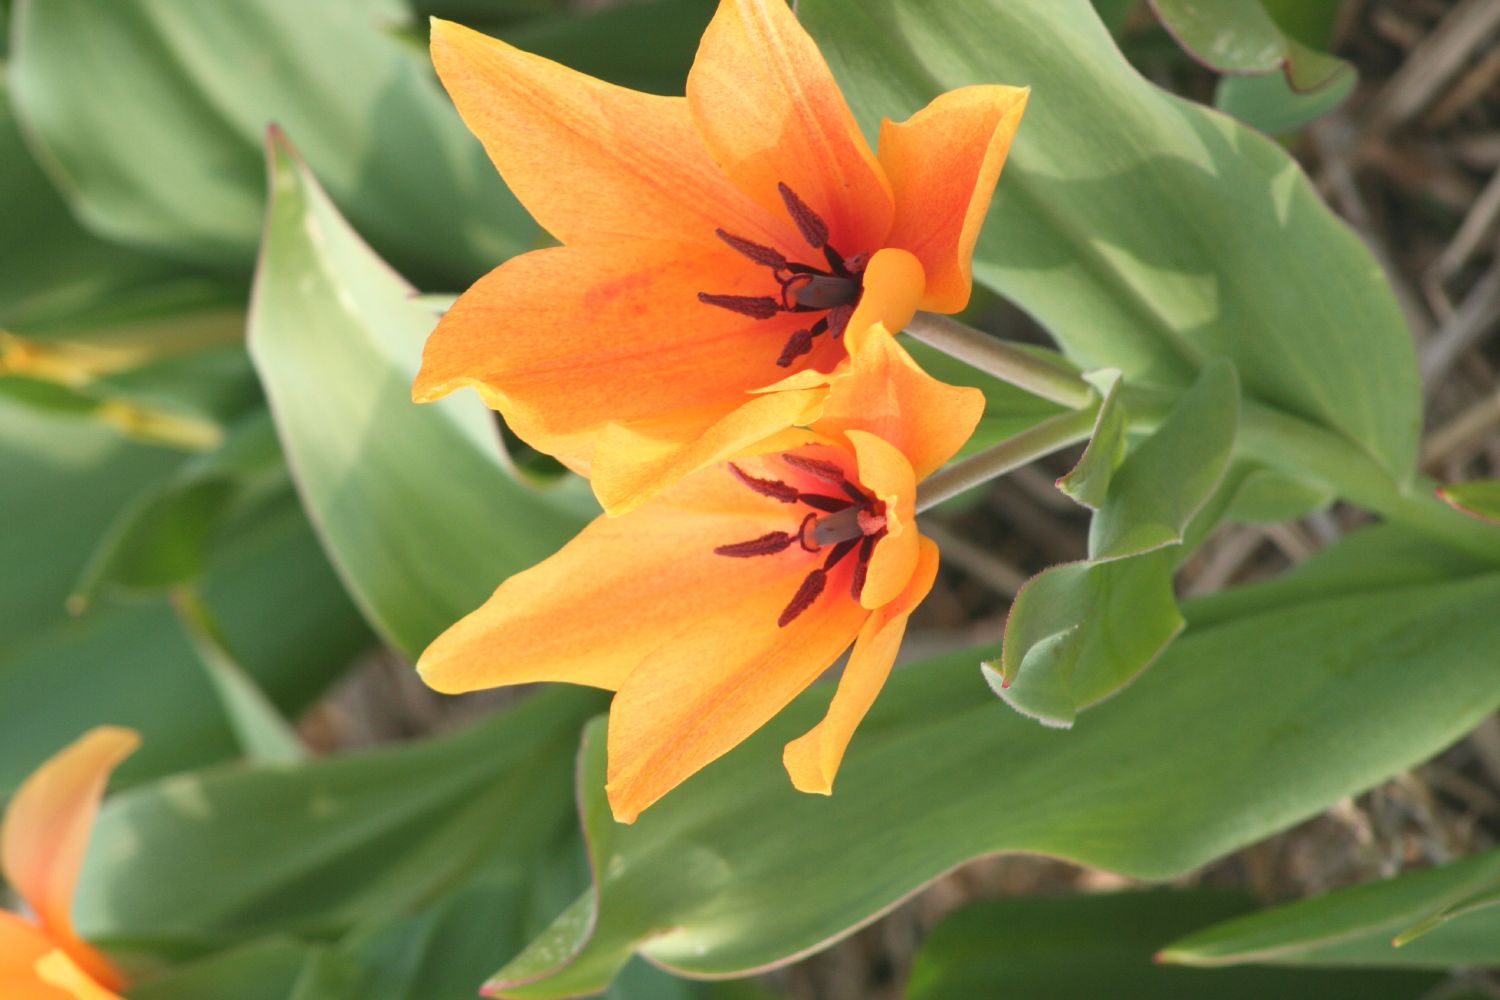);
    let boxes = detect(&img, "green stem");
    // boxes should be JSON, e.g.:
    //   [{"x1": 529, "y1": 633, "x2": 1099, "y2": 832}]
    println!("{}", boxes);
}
[
  {"x1": 917, "y1": 406, "x2": 1099, "y2": 513},
  {"x1": 904, "y1": 311, "x2": 1094, "y2": 409}
]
